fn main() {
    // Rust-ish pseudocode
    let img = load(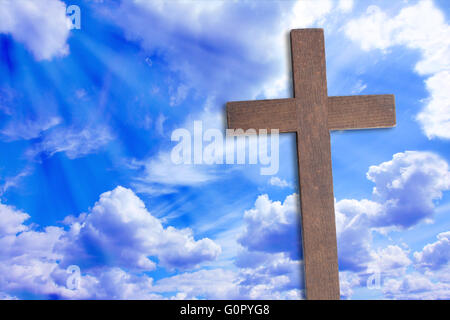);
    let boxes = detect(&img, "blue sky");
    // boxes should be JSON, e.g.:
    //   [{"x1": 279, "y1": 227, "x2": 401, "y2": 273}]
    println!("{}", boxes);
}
[{"x1": 0, "y1": 0, "x2": 449, "y2": 300}]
